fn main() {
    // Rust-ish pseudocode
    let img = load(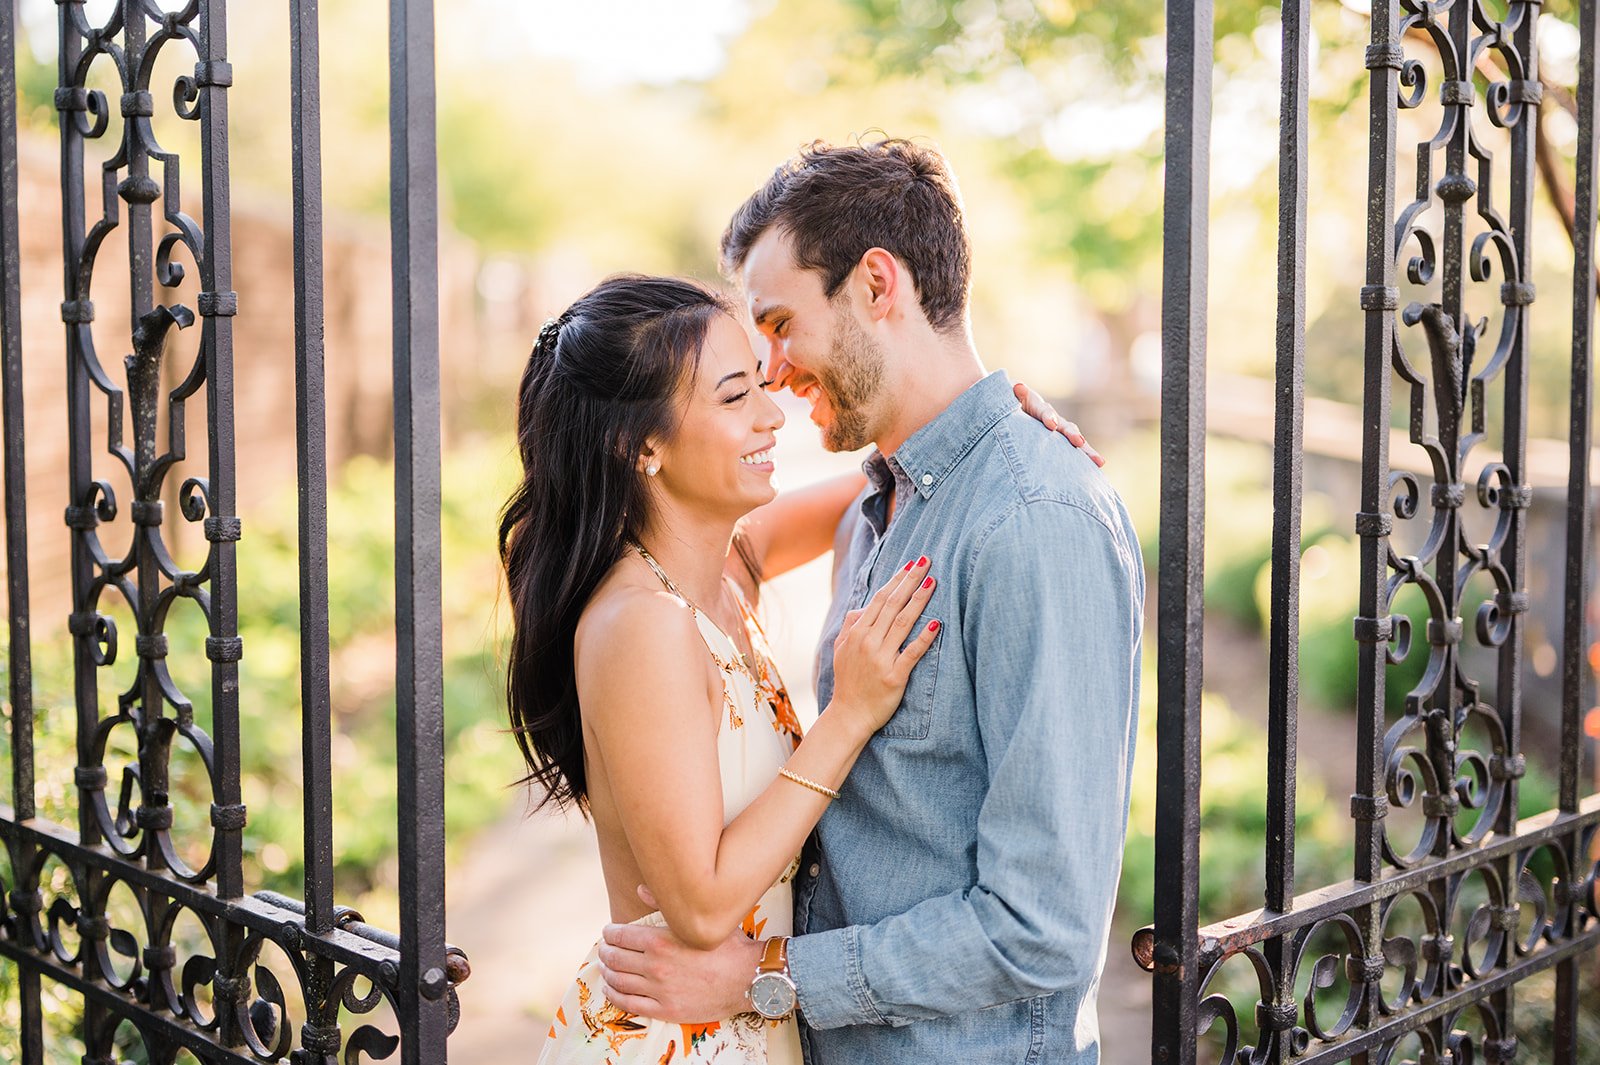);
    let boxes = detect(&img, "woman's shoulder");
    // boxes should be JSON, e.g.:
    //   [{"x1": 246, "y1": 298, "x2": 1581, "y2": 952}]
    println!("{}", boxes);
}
[
  {"x1": 576, "y1": 557, "x2": 703, "y2": 669},
  {"x1": 575, "y1": 558, "x2": 719, "y2": 726}
]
